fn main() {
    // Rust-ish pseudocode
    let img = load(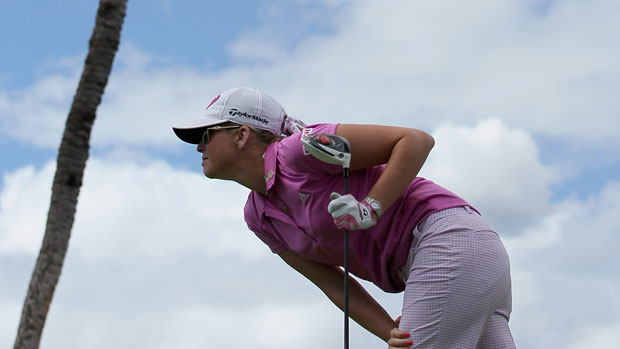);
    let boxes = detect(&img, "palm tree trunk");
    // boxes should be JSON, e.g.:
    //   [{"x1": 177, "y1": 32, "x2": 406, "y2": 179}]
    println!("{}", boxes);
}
[{"x1": 14, "y1": 1, "x2": 127, "y2": 348}]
